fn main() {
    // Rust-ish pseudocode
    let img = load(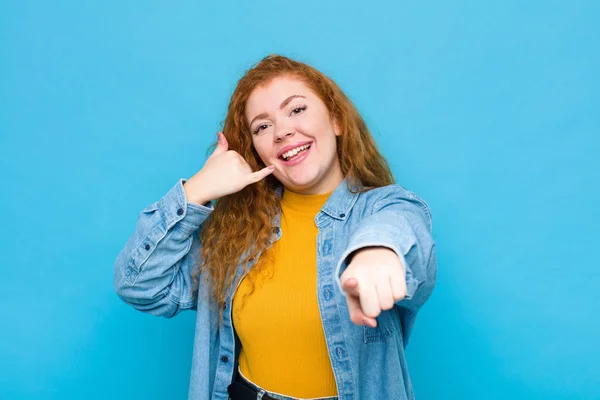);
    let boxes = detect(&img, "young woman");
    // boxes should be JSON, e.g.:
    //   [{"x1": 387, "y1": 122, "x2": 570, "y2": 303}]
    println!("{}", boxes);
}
[{"x1": 114, "y1": 54, "x2": 437, "y2": 400}]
